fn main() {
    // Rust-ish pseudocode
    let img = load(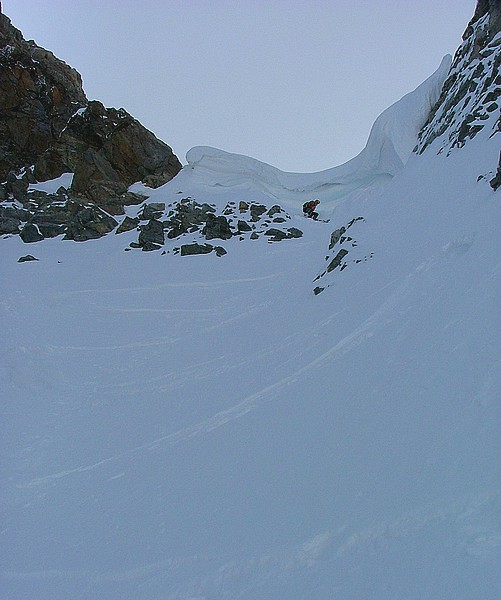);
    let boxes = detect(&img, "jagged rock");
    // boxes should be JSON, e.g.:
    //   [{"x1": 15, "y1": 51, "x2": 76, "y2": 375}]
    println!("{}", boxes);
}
[
  {"x1": 64, "y1": 205, "x2": 118, "y2": 241},
  {"x1": 237, "y1": 219, "x2": 252, "y2": 232},
  {"x1": 267, "y1": 205, "x2": 283, "y2": 217},
  {"x1": 18, "y1": 254, "x2": 39, "y2": 262},
  {"x1": 166, "y1": 199, "x2": 216, "y2": 239},
  {"x1": 116, "y1": 216, "x2": 140, "y2": 234},
  {"x1": 250, "y1": 204, "x2": 267, "y2": 221},
  {"x1": 327, "y1": 249, "x2": 349, "y2": 272},
  {"x1": 141, "y1": 203, "x2": 165, "y2": 220},
  {"x1": 416, "y1": 0, "x2": 501, "y2": 155},
  {"x1": 6, "y1": 173, "x2": 28, "y2": 201},
  {"x1": 33, "y1": 101, "x2": 182, "y2": 203},
  {"x1": 20, "y1": 222, "x2": 43, "y2": 243},
  {"x1": 181, "y1": 242, "x2": 214, "y2": 256},
  {"x1": 37, "y1": 222, "x2": 65, "y2": 238},
  {"x1": 250, "y1": 232, "x2": 259, "y2": 240},
  {"x1": 0, "y1": 12, "x2": 87, "y2": 180},
  {"x1": 239, "y1": 201, "x2": 249, "y2": 212},
  {"x1": 0, "y1": 205, "x2": 29, "y2": 221},
  {"x1": 313, "y1": 286, "x2": 324, "y2": 295},
  {"x1": 214, "y1": 246, "x2": 227, "y2": 257},
  {"x1": 138, "y1": 219, "x2": 164, "y2": 249},
  {"x1": 202, "y1": 213, "x2": 233, "y2": 240},
  {"x1": 329, "y1": 227, "x2": 346, "y2": 249}
]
